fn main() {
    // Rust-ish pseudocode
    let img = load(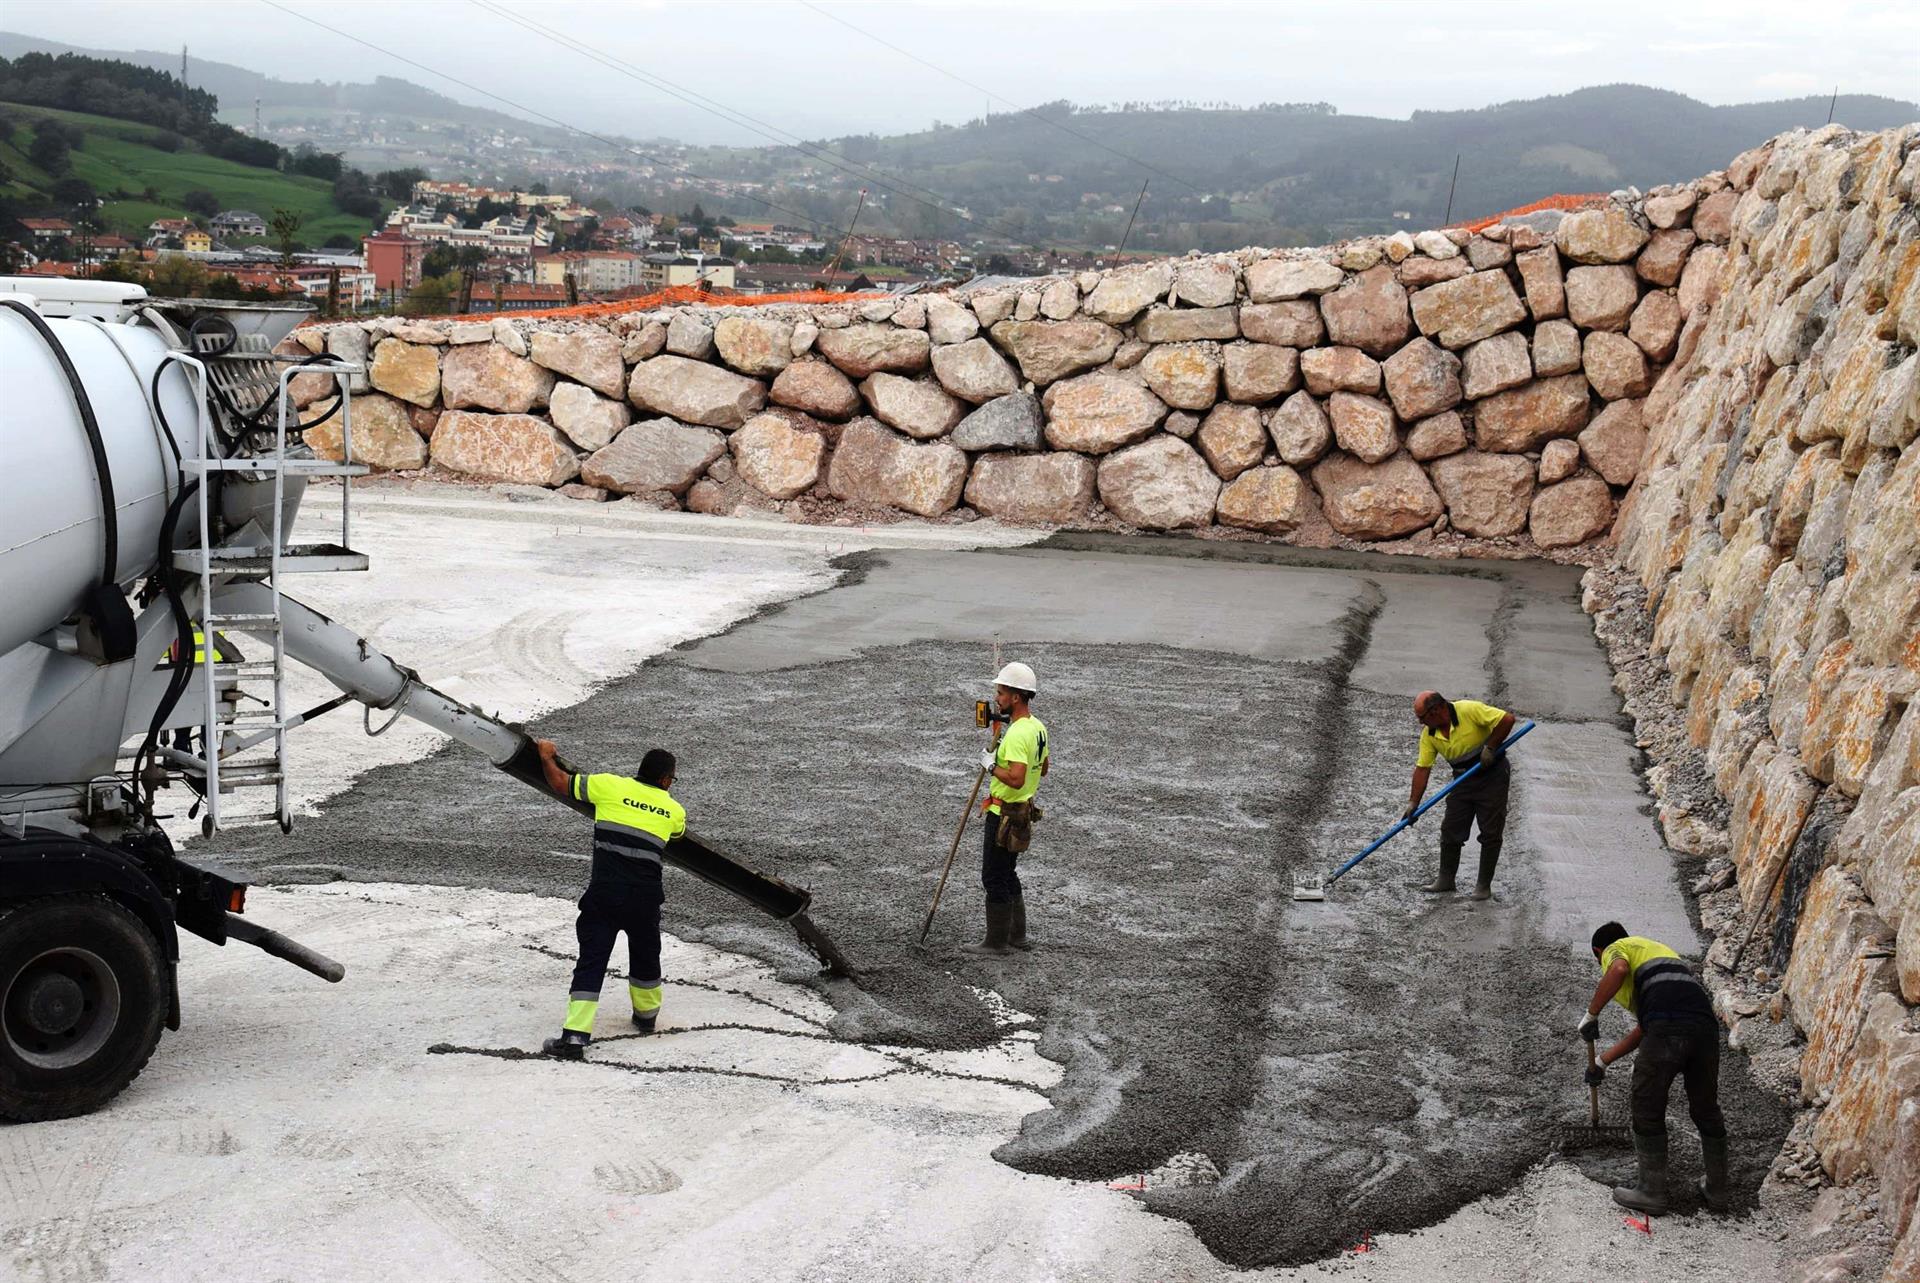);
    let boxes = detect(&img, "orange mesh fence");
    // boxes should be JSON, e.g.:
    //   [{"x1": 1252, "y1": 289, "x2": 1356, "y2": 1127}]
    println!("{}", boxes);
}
[{"x1": 1451, "y1": 192, "x2": 1609, "y2": 233}]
